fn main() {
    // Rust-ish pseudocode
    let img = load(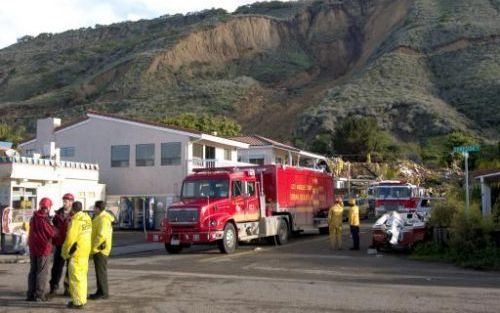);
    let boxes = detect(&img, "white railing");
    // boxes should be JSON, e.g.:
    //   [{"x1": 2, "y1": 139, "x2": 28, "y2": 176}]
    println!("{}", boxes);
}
[{"x1": 187, "y1": 159, "x2": 254, "y2": 170}]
